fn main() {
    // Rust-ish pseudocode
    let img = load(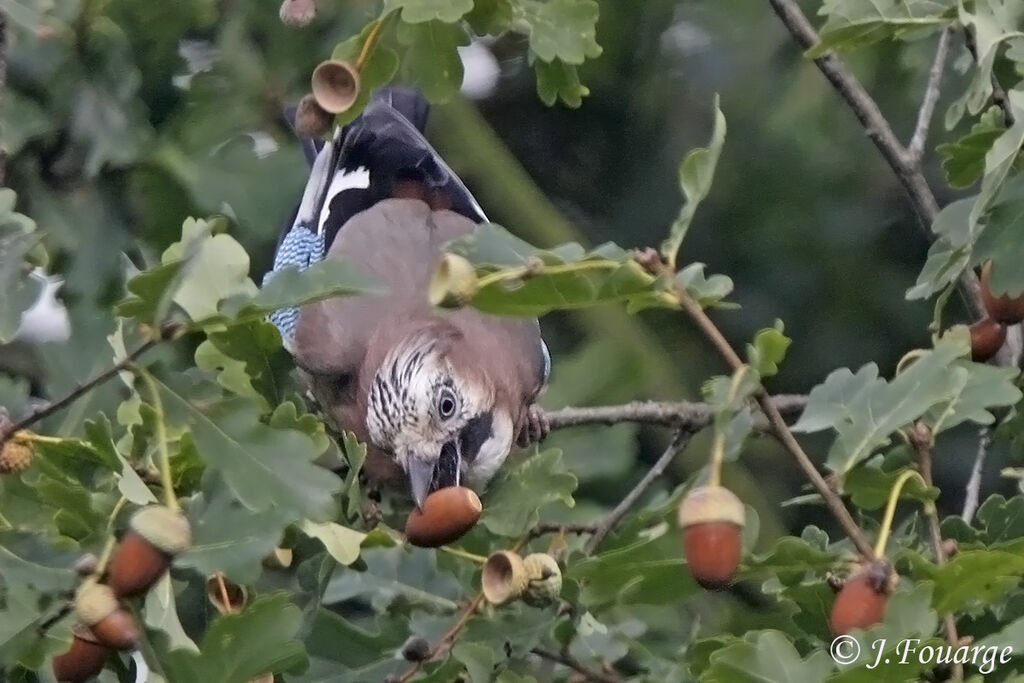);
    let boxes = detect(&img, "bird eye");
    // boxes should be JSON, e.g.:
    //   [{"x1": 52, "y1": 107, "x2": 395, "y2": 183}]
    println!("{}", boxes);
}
[{"x1": 438, "y1": 391, "x2": 457, "y2": 419}]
